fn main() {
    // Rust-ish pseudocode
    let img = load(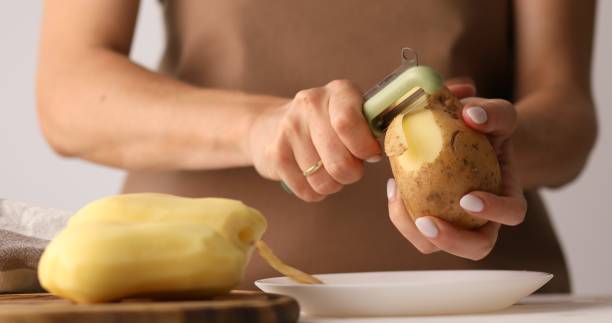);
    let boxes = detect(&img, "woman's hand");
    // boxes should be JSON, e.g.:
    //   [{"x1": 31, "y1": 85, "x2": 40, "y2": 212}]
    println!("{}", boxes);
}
[
  {"x1": 248, "y1": 80, "x2": 383, "y2": 202},
  {"x1": 387, "y1": 82, "x2": 527, "y2": 260}
]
